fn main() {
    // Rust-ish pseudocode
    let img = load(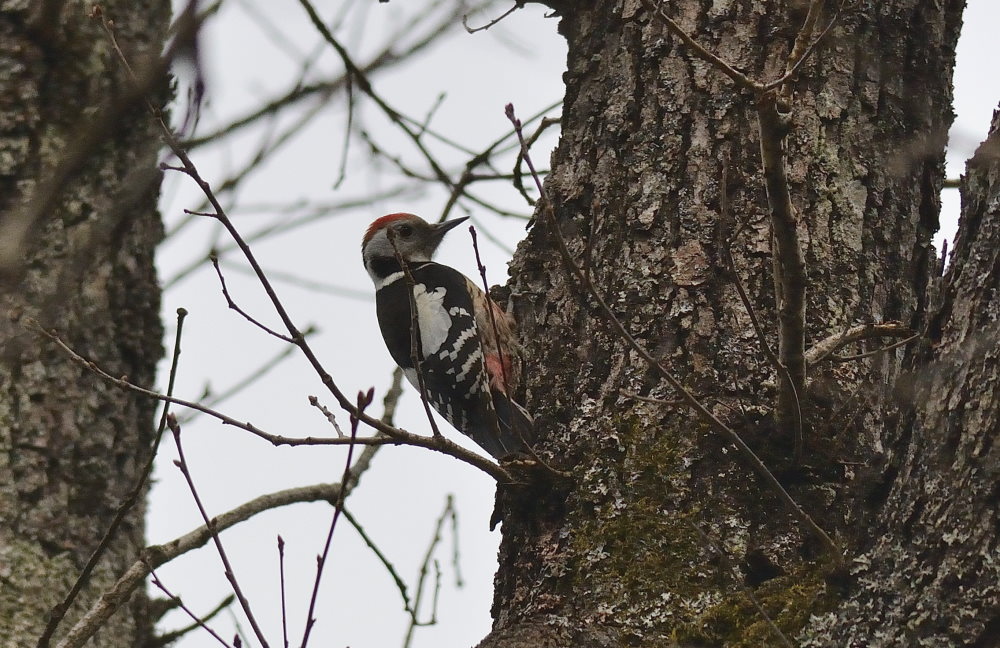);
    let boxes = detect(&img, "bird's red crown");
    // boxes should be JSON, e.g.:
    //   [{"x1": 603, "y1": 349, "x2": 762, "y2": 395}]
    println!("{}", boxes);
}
[{"x1": 362, "y1": 212, "x2": 419, "y2": 249}]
